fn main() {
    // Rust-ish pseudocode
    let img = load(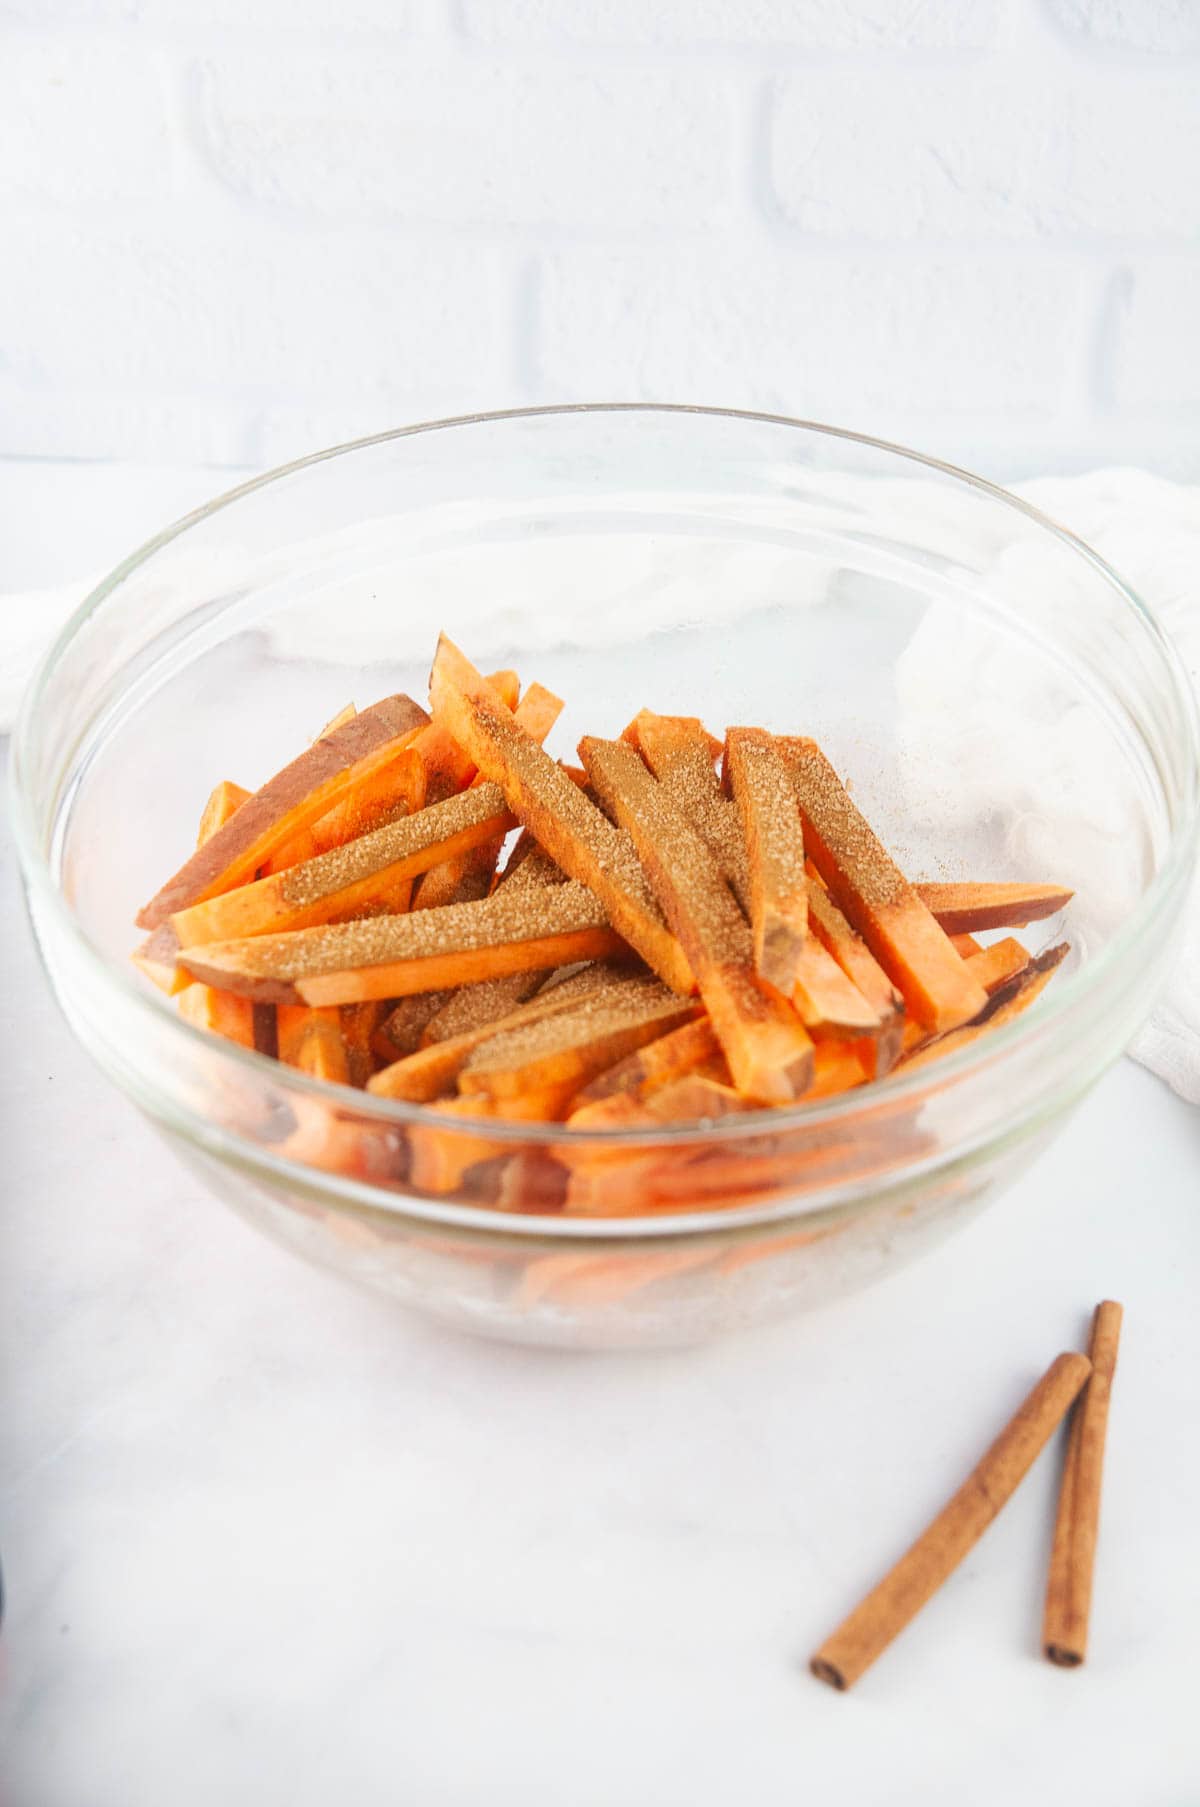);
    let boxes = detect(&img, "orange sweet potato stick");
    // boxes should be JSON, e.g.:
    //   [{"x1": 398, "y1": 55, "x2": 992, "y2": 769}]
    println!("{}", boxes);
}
[
  {"x1": 179, "y1": 879, "x2": 625, "y2": 1006},
  {"x1": 781, "y1": 738, "x2": 988, "y2": 1034},
  {"x1": 429, "y1": 635, "x2": 692, "y2": 993},
  {"x1": 316, "y1": 702, "x2": 356, "y2": 737},
  {"x1": 917, "y1": 881, "x2": 1074, "y2": 935},
  {"x1": 458, "y1": 972, "x2": 701, "y2": 1104},
  {"x1": 170, "y1": 777, "x2": 517, "y2": 947},
  {"x1": 574, "y1": 1016, "x2": 723, "y2": 1105},
  {"x1": 177, "y1": 979, "x2": 256, "y2": 1049},
  {"x1": 134, "y1": 777, "x2": 249, "y2": 997},
  {"x1": 804, "y1": 878, "x2": 904, "y2": 1073},
  {"x1": 367, "y1": 966, "x2": 613, "y2": 1102},
  {"x1": 277, "y1": 1003, "x2": 352, "y2": 1084},
  {"x1": 622, "y1": 711, "x2": 749, "y2": 902},
  {"x1": 579, "y1": 736, "x2": 814, "y2": 1105},
  {"x1": 792, "y1": 939, "x2": 882, "y2": 1042},
  {"x1": 725, "y1": 726, "x2": 810, "y2": 993},
  {"x1": 897, "y1": 943, "x2": 1067, "y2": 1071},
  {"x1": 137, "y1": 693, "x2": 429, "y2": 929},
  {"x1": 196, "y1": 780, "x2": 251, "y2": 847},
  {"x1": 261, "y1": 739, "x2": 429, "y2": 875}
]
